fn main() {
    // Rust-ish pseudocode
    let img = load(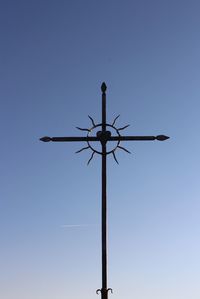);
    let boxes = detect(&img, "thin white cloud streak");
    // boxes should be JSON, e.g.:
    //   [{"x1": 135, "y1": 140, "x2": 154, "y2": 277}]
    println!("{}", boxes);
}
[{"x1": 61, "y1": 224, "x2": 96, "y2": 228}]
